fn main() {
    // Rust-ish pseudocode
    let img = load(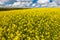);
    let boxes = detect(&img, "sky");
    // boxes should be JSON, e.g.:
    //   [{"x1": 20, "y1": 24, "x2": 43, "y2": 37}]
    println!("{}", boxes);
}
[{"x1": 0, "y1": 0, "x2": 60, "y2": 7}]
